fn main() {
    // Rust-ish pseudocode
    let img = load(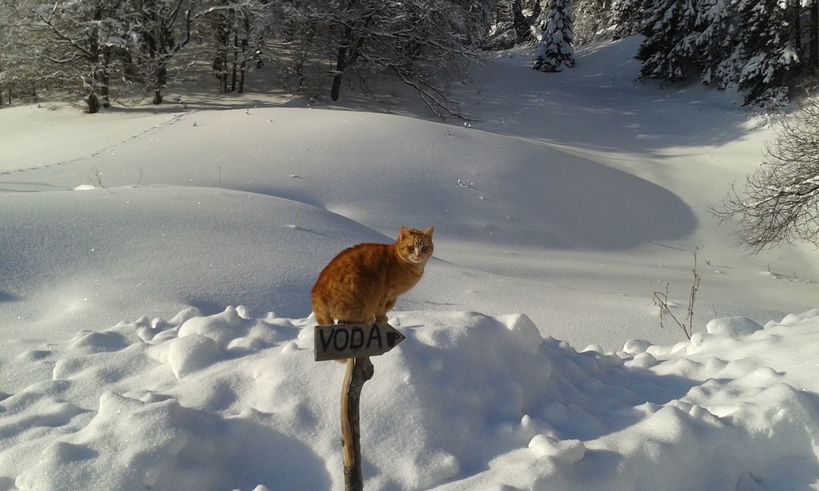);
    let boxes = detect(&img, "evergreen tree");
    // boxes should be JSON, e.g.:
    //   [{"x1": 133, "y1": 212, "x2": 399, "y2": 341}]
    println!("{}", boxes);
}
[
  {"x1": 697, "y1": 0, "x2": 741, "y2": 89},
  {"x1": 735, "y1": 0, "x2": 801, "y2": 104},
  {"x1": 635, "y1": 0, "x2": 812, "y2": 105},
  {"x1": 574, "y1": 0, "x2": 613, "y2": 45},
  {"x1": 485, "y1": 0, "x2": 539, "y2": 49},
  {"x1": 611, "y1": 0, "x2": 638, "y2": 39},
  {"x1": 611, "y1": 0, "x2": 647, "y2": 39},
  {"x1": 636, "y1": 0, "x2": 701, "y2": 80},
  {"x1": 533, "y1": 0, "x2": 576, "y2": 71}
]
